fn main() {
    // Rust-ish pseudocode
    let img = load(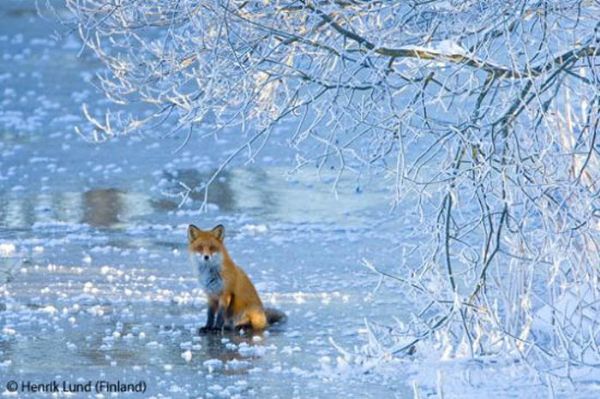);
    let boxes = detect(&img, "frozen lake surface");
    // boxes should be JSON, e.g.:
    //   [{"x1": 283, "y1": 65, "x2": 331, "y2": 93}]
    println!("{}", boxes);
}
[
  {"x1": 3, "y1": 2, "x2": 599, "y2": 398},
  {"x1": 0, "y1": 1, "x2": 413, "y2": 397}
]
